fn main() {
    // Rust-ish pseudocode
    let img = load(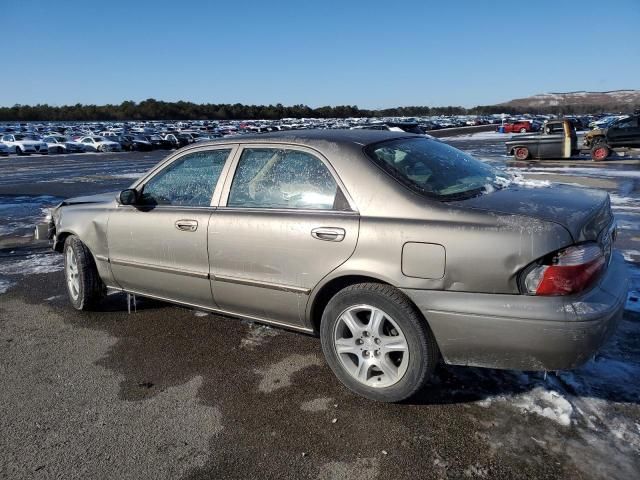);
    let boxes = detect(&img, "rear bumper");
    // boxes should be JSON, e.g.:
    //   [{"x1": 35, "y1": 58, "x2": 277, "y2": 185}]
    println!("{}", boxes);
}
[{"x1": 402, "y1": 252, "x2": 628, "y2": 371}]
